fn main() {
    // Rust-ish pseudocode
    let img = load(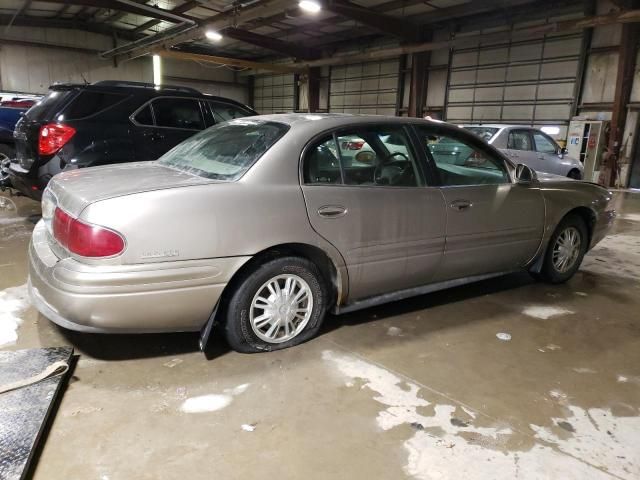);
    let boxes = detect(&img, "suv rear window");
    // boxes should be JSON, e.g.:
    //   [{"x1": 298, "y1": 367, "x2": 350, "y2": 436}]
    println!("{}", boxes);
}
[
  {"x1": 24, "y1": 90, "x2": 73, "y2": 121},
  {"x1": 64, "y1": 90, "x2": 127, "y2": 119},
  {"x1": 158, "y1": 119, "x2": 288, "y2": 181}
]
